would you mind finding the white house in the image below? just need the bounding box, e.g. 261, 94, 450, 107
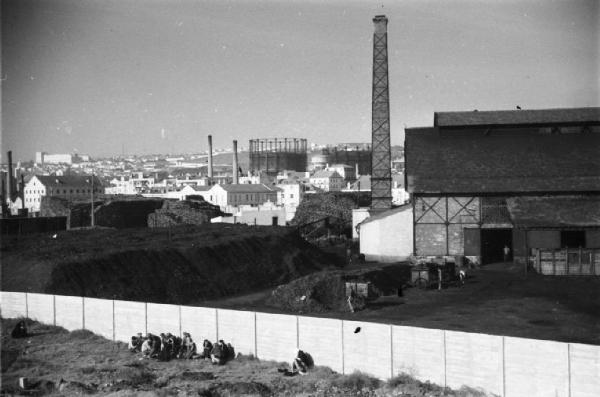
309, 170, 343, 192
204, 183, 279, 211
105, 177, 137, 195
24, 175, 102, 213
357, 204, 414, 263
211, 202, 287, 226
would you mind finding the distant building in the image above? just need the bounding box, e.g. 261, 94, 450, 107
309, 170, 343, 192
24, 175, 102, 213
327, 164, 356, 181
204, 183, 279, 211
211, 202, 287, 226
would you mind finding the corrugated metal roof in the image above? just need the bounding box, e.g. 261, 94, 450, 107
435, 107, 600, 127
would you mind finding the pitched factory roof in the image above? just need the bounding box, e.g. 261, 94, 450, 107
405, 109, 600, 194
218, 183, 279, 193
434, 107, 600, 128
35, 175, 103, 188
507, 196, 600, 228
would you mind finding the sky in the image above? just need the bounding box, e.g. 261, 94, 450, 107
1, 0, 598, 161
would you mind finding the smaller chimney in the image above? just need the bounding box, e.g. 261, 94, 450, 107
233, 140, 239, 184
7, 151, 13, 200
208, 135, 213, 178
355, 163, 359, 178
20, 175, 25, 209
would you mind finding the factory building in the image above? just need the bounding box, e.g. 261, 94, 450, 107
249, 138, 307, 176
405, 107, 600, 268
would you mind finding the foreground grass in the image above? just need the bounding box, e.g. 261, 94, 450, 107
1, 318, 492, 396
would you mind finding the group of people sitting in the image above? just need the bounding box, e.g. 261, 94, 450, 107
128, 332, 235, 365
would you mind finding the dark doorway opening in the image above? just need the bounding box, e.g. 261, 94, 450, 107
272, 216, 278, 226
561, 230, 585, 248
481, 228, 512, 264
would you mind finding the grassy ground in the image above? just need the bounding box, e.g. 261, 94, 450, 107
1, 318, 491, 397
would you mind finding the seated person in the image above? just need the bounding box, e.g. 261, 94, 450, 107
128, 333, 144, 352
11, 320, 28, 338
141, 338, 153, 359
200, 339, 213, 359
180, 332, 196, 359
210, 340, 227, 365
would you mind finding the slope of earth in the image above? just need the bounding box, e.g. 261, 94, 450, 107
1, 224, 342, 305
0, 318, 489, 397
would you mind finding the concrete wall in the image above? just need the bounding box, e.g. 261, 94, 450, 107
392, 326, 445, 386
256, 313, 297, 362
2, 291, 599, 397
113, 300, 146, 343
180, 306, 217, 343
360, 206, 413, 262
84, 297, 113, 340
54, 295, 83, 331
26, 293, 55, 325
217, 309, 256, 356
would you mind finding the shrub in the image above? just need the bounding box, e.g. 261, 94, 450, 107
332, 371, 381, 390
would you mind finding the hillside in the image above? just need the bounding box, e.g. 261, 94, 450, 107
1, 224, 342, 304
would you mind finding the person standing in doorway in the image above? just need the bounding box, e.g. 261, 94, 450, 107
503, 245, 511, 262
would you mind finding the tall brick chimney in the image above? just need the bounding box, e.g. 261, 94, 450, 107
208, 135, 214, 179
370, 15, 392, 211
233, 140, 239, 184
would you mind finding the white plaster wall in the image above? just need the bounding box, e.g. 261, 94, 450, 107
180, 306, 217, 344
27, 293, 55, 325
146, 303, 180, 337
0, 291, 27, 318
343, 320, 392, 380
84, 297, 114, 341
114, 300, 146, 343
504, 337, 569, 397
569, 343, 600, 397
217, 309, 256, 356
360, 206, 413, 262
298, 316, 343, 373
54, 295, 83, 331
445, 331, 503, 396
392, 326, 445, 386
256, 313, 297, 363
352, 208, 370, 239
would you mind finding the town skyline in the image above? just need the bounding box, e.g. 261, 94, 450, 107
2, 0, 598, 161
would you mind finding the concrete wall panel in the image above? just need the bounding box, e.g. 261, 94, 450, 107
256, 313, 297, 363
217, 309, 256, 356
54, 295, 83, 331
180, 306, 217, 343
83, 297, 113, 341
343, 320, 391, 380
570, 343, 600, 397
146, 303, 180, 336
0, 291, 27, 318
114, 300, 146, 343
298, 316, 343, 373
445, 331, 503, 396
505, 337, 568, 397
27, 293, 55, 325
392, 326, 445, 386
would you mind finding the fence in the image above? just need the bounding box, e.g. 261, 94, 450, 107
1, 291, 599, 397
534, 248, 600, 276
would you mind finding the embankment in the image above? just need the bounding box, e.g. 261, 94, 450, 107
1, 224, 342, 304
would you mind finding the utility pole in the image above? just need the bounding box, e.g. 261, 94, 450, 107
90, 172, 95, 227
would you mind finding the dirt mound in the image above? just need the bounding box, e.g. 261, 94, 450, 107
267, 264, 409, 314
148, 198, 226, 227
2, 224, 342, 304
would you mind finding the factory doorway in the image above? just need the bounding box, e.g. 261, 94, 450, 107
481, 228, 512, 264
